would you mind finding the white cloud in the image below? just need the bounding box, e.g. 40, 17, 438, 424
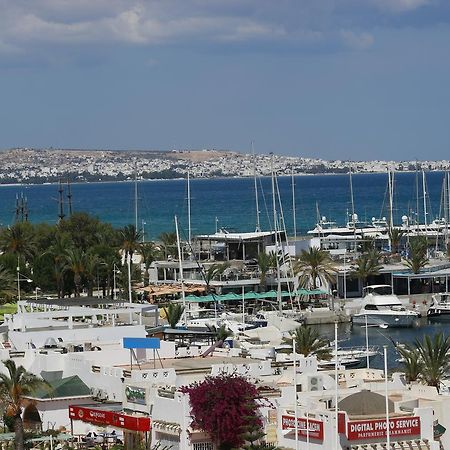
370, 0, 432, 13
340, 30, 375, 50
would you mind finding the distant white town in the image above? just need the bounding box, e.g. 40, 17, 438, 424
1, 147, 450, 183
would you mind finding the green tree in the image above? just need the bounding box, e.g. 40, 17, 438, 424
287, 326, 332, 360
415, 333, 450, 389
159, 231, 177, 259
163, 303, 185, 328
0, 359, 49, 450
64, 248, 87, 296
388, 228, 405, 254
397, 344, 422, 383
350, 249, 383, 288
257, 251, 277, 288
0, 223, 36, 265
119, 224, 142, 260
45, 233, 72, 297
140, 242, 161, 286
0, 265, 16, 304
405, 236, 429, 274
58, 212, 104, 251
293, 247, 336, 290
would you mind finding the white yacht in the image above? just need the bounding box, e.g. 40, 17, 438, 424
352, 285, 419, 328
427, 293, 450, 321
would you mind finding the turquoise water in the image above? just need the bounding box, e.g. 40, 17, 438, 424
0, 171, 445, 239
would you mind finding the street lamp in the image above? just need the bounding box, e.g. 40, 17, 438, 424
142, 220, 147, 243
16, 269, 32, 302
113, 263, 121, 301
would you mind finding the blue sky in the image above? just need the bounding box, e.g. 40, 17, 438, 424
1, 0, 450, 160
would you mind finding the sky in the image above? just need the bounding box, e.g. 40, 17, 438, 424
1, 0, 450, 161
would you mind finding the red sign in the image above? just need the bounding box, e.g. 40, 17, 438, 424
281, 415, 324, 441
347, 417, 421, 441
69, 406, 151, 432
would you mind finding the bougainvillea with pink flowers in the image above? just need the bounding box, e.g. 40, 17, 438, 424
180, 374, 268, 450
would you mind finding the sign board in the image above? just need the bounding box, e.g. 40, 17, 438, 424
347, 417, 421, 441
69, 405, 151, 432
281, 415, 324, 441
125, 386, 146, 405
123, 337, 160, 349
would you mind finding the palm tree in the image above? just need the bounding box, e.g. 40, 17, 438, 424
405, 236, 429, 274
0, 359, 49, 450
396, 344, 422, 383
414, 333, 450, 388
0, 265, 16, 304
293, 247, 336, 290
163, 303, 185, 328
207, 324, 233, 348
64, 248, 87, 296
46, 233, 71, 298
119, 225, 142, 260
204, 262, 230, 288
287, 326, 332, 360
350, 249, 383, 288
159, 231, 178, 259
388, 228, 404, 254
140, 242, 161, 286
84, 252, 100, 297
0, 223, 36, 265
257, 251, 277, 288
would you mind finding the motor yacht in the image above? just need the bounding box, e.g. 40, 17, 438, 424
352, 285, 419, 328
427, 293, 450, 320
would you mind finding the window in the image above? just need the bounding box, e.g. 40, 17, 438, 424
193, 442, 214, 450
155, 432, 180, 450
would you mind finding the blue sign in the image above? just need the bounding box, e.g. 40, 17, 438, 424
123, 337, 160, 349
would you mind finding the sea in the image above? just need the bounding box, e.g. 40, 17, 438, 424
3, 171, 448, 367
1, 171, 446, 240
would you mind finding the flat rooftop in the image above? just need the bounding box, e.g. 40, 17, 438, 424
118, 355, 260, 372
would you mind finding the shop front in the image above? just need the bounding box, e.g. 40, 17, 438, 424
69, 404, 151, 449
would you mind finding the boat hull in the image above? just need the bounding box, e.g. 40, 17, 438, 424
427, 309, 450, 321
352, 313, 416, 328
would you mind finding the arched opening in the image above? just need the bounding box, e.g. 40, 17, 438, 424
22, 403, 42, 431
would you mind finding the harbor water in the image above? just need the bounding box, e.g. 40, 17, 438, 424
0, 171, 446, 239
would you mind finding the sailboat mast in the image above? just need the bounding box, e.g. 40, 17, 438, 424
134, 165, 138, 230
349, 167, 356, 227
271, 155, 282, 313
175, 215, 186, 324
387, 169, 394, 229
415, 167, 420, 232
252, 142, 261, 232
58, 178, 65, 222
291, 167, 297, 241
422, 170, 428, 234
187, 171, 192, 245
67, 177, 73, 217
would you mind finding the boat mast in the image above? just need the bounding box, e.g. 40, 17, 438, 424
187, 170, 192, 245
415, 166, 420, 233
291, 167, 297, 241
134, 164, 138, 230
447, 172, 450, 246
271, 154, 282, 313
387, 169, 394, 229
67, 177, 73, 217
349, 167, 357, 252
252, 141, 261, 232
175, 215, 186, 324
58, 178, 65, 222
422, 170, 428, 235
